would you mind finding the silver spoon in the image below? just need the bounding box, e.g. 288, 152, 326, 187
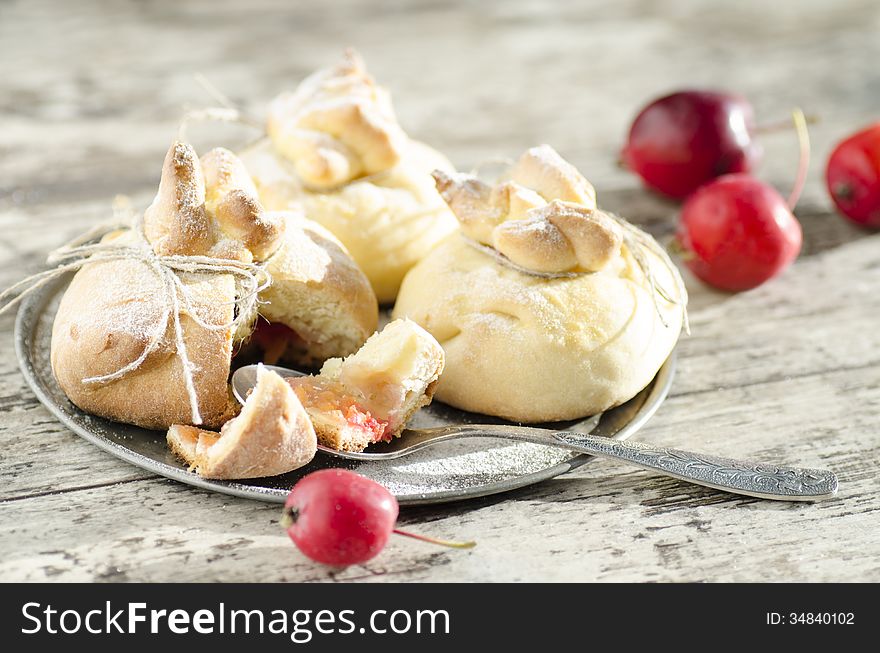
232, 364, 839, 502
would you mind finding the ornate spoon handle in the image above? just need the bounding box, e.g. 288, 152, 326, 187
551, 431, 839, 501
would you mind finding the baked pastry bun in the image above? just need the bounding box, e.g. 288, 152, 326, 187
51, 140, 278, 430
287, 319, 444, 452
239, 50, 458, 303
51, 141, 376, 430
167, 365, 316, 479
392, 145, 686, 422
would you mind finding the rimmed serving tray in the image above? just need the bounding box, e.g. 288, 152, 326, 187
15, 272, 674, 505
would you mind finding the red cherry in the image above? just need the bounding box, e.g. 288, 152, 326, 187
283, 469, 398, 566
826, 123, 880, 229
622, 90, 762, 199
676, 175, 802, 291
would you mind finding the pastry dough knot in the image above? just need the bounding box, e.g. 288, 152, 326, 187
433, 145, 622, 274
144, 142, 285, 263
266, 49, 407, 190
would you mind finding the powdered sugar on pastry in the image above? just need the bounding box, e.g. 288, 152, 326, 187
267, 49, 406, 190
50, 257, 239, 430
511, 144, 597, 206
144, 141, 214, 257
394, 146, 686, 423
242, 53, 459, 302
393, 230, 683, 422
144, 141, 285, 263
50, 140, 377, 431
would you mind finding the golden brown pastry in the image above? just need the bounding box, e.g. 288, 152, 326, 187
239, 50, 459, 303
432, 145, 621, 274
393, 145, 686, 422
252, 212, 378, 367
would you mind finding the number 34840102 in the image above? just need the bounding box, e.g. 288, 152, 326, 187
767, 613, 855, 625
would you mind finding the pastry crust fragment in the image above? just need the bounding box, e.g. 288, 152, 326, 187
433, 144, 621, 274
287, 319, 445, 452
167, 365, 316, 479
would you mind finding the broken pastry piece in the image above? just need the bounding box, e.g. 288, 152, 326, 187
239, 50, 458, 303
167, 366, 316, 479
432, 144, 622, 274
286, 319, 445, 453
393, 145, 686, 423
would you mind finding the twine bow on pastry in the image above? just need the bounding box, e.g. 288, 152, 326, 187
0, 208, 272, 425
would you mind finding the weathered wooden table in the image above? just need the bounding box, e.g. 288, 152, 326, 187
1, 0, 877, 582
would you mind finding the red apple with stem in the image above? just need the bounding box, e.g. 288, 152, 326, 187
674, 109, 809, 292
281, 469, 475, 566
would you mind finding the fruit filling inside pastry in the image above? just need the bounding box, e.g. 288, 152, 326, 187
286, 318, 445, 453
289, 377, 390, 446
242, 320, 307, 366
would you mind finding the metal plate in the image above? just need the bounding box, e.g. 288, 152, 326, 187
14, 272, 675, 505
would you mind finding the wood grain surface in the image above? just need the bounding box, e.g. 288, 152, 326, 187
1, 0, 878, 582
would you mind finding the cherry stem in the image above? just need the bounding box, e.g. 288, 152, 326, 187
393, 528, 476, 550
755, 113, 819, 134
787, 107, 811, 210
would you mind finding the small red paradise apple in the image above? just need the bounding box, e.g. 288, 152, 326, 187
676, 176, 803, 291
826, 123, 880, 229
674, 109, 810, 292
282, 469, 475, 566
621, 90, 762, 199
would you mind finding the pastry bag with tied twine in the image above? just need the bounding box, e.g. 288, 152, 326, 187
0, 141, 281, 427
